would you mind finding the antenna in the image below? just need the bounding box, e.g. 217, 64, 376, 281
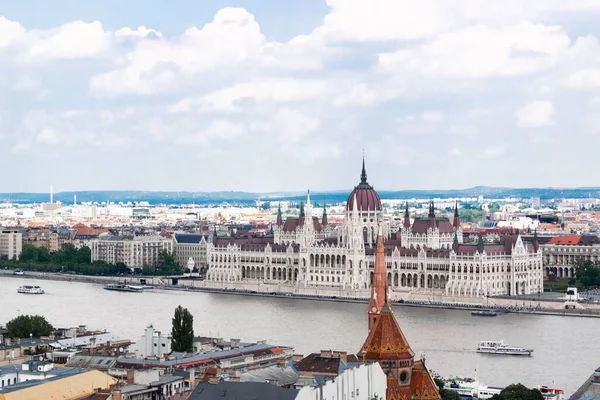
50, 184, 54, 204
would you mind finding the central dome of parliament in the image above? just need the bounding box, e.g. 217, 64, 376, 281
346, 158, 382, 212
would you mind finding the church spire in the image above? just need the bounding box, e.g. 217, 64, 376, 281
477, 234, 485, 253
276, 203, 283, 226
533, 228, 539, 252
453, 201, 460, 228
429, 200, 436, 228
360, 154, 368, 184
403, 201, 411, 228
367, 226, 390, 330
322, 206, 328, 226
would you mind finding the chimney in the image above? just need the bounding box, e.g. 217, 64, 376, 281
112, 390, 122, 400
126, 369, 135, 385
189, 368, 196, 388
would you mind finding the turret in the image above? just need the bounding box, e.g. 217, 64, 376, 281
452, 231, 459, 252
453, 201, 460, 229
477, 234, 485, 253
533, 229, 539, 252
276, 203, 283, 227
361, 155, 368, 184
429, 200, 437, 228
368, 226, 390, 330
403, 202, 411, 229
322, 206, 328, 226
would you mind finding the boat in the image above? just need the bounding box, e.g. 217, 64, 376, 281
443, 376, 503, 399
14, 269, 24, 275
471, 310, 498, 317
476, 340, 533, 356
103, 283, 144, 293
537, 386, 565, 400
17, 285, 44, 294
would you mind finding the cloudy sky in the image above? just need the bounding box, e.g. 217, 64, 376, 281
1, 0, 600, 193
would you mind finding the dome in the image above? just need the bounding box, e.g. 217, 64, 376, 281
346, 158, 382, 212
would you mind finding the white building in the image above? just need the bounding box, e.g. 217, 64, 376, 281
139, 324, 171, 359
173, 233, 209, 274
90, 235, 173, 268
296, 361, 387, 400
0, 229, 22, 260
206, 159, 544, 298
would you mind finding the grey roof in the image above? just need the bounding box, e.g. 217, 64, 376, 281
119, 384, 156, 394
149, 374, 184, 386
65, 354, 118, 370
190, 381, 299, 400
117, 343, 278, 368
175, 234, 207, 244
239, 365, 299, 386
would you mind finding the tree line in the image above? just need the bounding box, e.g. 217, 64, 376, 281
0, 243, 182, 276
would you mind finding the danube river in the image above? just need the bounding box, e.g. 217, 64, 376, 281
1, 277, 597, 394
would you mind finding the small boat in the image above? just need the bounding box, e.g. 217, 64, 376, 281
443, 376, 503, 399
17, 285, 45, 294
471, 310, 497, 317
14, 269, 24, 275
476, 340, 533, 356
104, 282, 143, 293
537, 386, 565, 400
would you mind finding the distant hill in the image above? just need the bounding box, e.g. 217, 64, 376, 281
1, 186, 599, 205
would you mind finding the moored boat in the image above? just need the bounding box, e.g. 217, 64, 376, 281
17, 285, 45, 294
443, 376, 503, 399
471, 310, 498, 317
476, 340, 533, 356
103, 283, 143, 293
537, 385, 565, 400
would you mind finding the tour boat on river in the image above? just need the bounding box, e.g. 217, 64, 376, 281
476, 340, 533, 356
17, 285, 45, 294
538, 386, 565, 400
443, 376, 503, 399
471, 309, 498, 317
103, 283, 144, 293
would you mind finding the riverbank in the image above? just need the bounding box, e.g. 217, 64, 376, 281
3, 270, 600, 318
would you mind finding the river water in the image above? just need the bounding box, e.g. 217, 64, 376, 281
0, 277, 597, 395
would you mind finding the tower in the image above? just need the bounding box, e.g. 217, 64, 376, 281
367, 227, 390, 330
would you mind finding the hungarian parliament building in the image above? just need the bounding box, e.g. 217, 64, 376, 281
205, 160, 544, 298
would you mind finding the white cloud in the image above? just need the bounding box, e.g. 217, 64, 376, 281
12, 75, 41, 91
478, 145, 508, 158
115, 26, 162, 39
0, 16, 25, 47
378, 23, 570, 79
447, 147, 461, 156
567, 69, 600, 88
421, 111, 444, 122
173, 79, 328, 113
516, 101, 555, 128
175, 120, 246, 146
27, 21, 111, 61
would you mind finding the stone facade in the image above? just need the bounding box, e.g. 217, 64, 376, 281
206, 160, 544, 298
90, 236, 173, 268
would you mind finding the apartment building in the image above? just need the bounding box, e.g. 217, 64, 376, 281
0, 230, 22, 260
90, 236, 173, 268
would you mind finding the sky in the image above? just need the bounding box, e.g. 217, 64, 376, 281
1, 1, 600, 193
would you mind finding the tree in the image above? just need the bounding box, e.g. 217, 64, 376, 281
575, 259, 600, 287
434, 378, 461, 400
171, 305, 194, 352
7, 315, 54, 339
490, 384, 544, 400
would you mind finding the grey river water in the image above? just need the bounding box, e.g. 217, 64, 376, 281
0, 277, 597, 395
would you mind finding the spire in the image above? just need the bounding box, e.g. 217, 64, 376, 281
367, 226, 390, 330
429, 200, 436, 228
403, 202, 411, 228
276, 203, 283, 226
477, 234, 485, 253
360, 154, 367, 184
322, 206, 328, 226
453, 201, 461, 228
453, 230, 459, 252
533, 228, 539, 252
299, 202, 305, 218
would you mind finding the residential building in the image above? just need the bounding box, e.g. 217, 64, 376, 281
90, 236, 173, 268
206, 159, 544, 298
173, 233, 209, 274
0, 230, 21, 260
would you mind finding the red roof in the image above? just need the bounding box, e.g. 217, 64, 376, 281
548, 235, 581, 245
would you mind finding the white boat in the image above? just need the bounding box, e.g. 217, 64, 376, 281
17, 285, 45, 294
443, 376, 503, 399
104, 283, 143, 293
537, 386, 565, 400
476, 340, 533, 356
14, 269, 24, 275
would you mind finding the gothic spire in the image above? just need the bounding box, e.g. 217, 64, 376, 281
360, 155, 367, 183
299, 201, 305, 218
367, 226, 390, 331
276, 203, 283, 226
533, 228, 539, 252
453, 201, 461, 228
322, 206, 328, 226
477, 234, 485, 253
403, 201, 411, 228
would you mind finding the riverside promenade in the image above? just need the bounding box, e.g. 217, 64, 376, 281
2, 269, 600, 318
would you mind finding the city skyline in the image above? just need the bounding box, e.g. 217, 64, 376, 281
2, 1, 600, 192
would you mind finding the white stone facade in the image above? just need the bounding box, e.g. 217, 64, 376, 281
205, 163, 544, 298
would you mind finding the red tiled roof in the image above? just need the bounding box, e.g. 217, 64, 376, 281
548, 235, 581, 245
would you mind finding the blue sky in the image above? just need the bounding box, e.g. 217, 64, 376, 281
1, 1, 600, 193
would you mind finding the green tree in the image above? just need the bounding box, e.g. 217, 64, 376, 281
575, 259, 600, 287
171, 305, 194, 352
490, 384, 543, 400
7, 315, 54, 339
434, 378, 461, 400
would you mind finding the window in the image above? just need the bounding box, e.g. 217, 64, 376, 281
400, 371, 408, 383
356, 389, 359, 395
162, 343, 166, 347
